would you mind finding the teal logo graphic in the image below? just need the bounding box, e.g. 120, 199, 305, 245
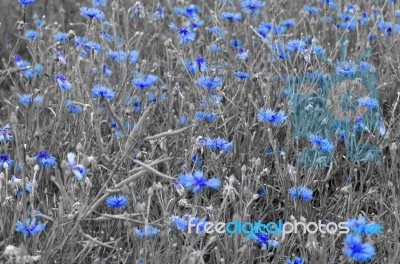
287, 67, 382, 166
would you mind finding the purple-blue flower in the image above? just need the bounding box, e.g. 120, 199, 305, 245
32, 150, 56, 167
55, 74, 72, 91
357, 96, 378, 109
170, 23, 196, 44
287, 256, 304, 264
178, 170, 220, 192
134, 226, 158, 238
0, 154, 13, 168
289, 186, 313, 201
197, 76, 222, 89
18, 0, 35, 6
131, 74, 158, 89
258, 108, 287, 126
66, 153, 85, 181
343, 234, 375, 262
287, 39, 306, 52
0, 124, 13, 142
105, 195, 127, 208
16, 218, 45, 236
91, 84, 115, 99
309, 134, 333, 152
241, 0, 265, 13
80, 7, 105, 20
202, 136, 233, 152
336, 61, 357, 76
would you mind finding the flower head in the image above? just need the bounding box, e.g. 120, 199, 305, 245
32, 150, 56, 167
289, 186, 313, 200
258, 108, 287, 126
197, 76, 222, 89
343, 234, 375, 262
18, 0, 35, 6
357, 96, 378, 109
134, 226, 158, 238
91, 85, 115, 99
241, 0, 265, 13
24, 29, 39, 39
0, 154, 13, 169
66, 153, 86, 181
336, 60, 357, 76
252, 233, 279, 249
287, 39, 306, 52
55, 74, 71, 91
16, 218, 45, 236
178, 170, 220, 193
0, 124, 13, 142
131, 74, 158, 89
170, 23, 196, 44
80, 7, 105, 20
203, 136, 233, 152
309, 134, 333, 152
220, 12, 242, 22
287, 256, 304, 264
105, 195, 127, 208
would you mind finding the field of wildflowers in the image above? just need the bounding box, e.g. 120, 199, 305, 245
1, 0, 400, 263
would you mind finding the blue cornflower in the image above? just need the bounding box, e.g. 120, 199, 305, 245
106, 50, 127, 63
66, 153, 85, 181
0, 124, 13, 142
93, 0, 107, 7
0, 154, 13, 168
203, 136, 233, 152
131, 74, 158, 89
287, 256, 304, 264
19, 94, 31, 106
105, 195, 127, 208
303, 5, 319, 13
235, 47, 248, 60
169, 215, 189, 229
230, 39, 242, 47
346, 216, 379, 235
354, 116, 368, 131
234, 71, 250, 79
24, 29, 39, 39
80, 7, 105, 20
258, 108, 287, 126
53, 32, 69, 42
252, 233, 279, 249
15, 218, 45, 236
178, 170, 220, 193
65, 100, 82, 113
311, 45, 325, 56
287, 39, 306, 52
289, 186, 313, 201
55, 74, 72, 91
102, 64, 112, 76
309, 134, 333, 152
134, 226, 158, 238
336, 61, 357, 76
360, 61, 374, 71
220, 12, 242, 21
129, 50, 139, 64
91, 85, 115, 99
357, 96, 378, 109
34, 64, 43, 75
281, 18, 295, 27
32, 150, 56, 167
241, 0, 265, 13
197, 76, 222, 89
83, 41, 101, 51
195, 111, 216, 122
343, 234, 375, 262
18, 0, 35, 6
195, 56, 207, 71
171, 24, 196, 44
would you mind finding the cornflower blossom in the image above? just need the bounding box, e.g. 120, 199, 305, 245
289, 186, 313, 200
0, 154, 13, 169
287, 39, 306, 52
357, 96, 378, 109
131, 74, 158, 89
308, 134, 333, 152
220, 12, 242, 22
170, 23, 196, 44
233, 71, 250, 79
24, 29, 39, 39
105, 195, 127, 208
32, 150, 56, 167
66, 153, 86, 181
258, 108, 287, 126
91, 85, 115, 99
196, 76, 222, 89
178, 170, 220, 192
336, 61, 357, 76
252, 233, 279, 249
18, 0, 35, 6
169, 215, 208, 231
0, 124, 13, 142
55, 50, 66, 64
15, 218, 45, 236
343, 234, 375, 261
303, 5, 319, 13
55, 74, 71, 91
195, 111, 216, 122
134, 226, 158, 238
241, 0, 265, 13
80, 7, 105, 20
287, 256, 304, 264
202, 136, 233, 152
346, 216, 379, 234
